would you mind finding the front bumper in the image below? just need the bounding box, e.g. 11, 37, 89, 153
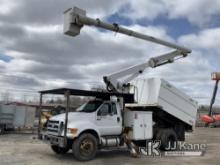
42, 133, 66, 148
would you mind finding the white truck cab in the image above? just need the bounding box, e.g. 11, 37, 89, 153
42, 97, 133, 161
47, 100, 122, 140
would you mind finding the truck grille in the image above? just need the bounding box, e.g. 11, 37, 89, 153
47, 120, 63, 136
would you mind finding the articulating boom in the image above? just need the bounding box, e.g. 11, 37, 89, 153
63, 7, 192, 93
104, 50, 187, 93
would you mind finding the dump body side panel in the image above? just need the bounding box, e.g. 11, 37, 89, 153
129, 78, 198, 126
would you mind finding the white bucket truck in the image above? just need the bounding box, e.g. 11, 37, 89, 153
38, 7, 198, 161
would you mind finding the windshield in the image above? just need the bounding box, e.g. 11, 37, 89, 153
76, 100, 103, 113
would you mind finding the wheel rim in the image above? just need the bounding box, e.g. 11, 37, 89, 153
79, 139, 94, 156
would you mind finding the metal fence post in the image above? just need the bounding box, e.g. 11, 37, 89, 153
38, 93, 43, 139
64, 90, 70, 146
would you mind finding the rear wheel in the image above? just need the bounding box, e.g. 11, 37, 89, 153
51, 145, 69, 154
72, 133, 98, 161
156, 128, 177, 150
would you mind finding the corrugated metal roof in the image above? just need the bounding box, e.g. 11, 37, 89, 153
39, 88, 134, 103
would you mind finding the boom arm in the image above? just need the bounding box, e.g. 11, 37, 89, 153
63, 7, 192, 93
63, 7, 191, 54
104, 50, 187, 92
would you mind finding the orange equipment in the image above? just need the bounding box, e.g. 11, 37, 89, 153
201, 72, 220, 126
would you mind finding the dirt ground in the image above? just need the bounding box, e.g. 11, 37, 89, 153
0, 127, 220, 165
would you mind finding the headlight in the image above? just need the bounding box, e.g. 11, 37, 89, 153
68, 128, 78, 135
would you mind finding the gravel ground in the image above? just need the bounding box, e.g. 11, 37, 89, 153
0, 127, 220, 165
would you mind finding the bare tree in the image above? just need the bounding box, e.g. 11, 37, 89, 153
1, 91, 13, 103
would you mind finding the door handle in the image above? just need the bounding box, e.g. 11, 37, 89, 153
117, 117, 120, 122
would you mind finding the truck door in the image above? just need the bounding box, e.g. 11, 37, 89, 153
96, 102, 122, 136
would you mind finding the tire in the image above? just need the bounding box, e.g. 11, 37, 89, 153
51, 145, 69, 154
156, 129, 177, 150
72, 133, 98, 161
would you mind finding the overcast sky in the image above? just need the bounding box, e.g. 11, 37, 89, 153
0, 0, 220, 105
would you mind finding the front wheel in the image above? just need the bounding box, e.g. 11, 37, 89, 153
72, 133, 98, 161
51, 145, 69, 154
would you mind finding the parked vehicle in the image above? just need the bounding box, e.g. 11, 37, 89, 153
38, 6, 198, 161
39, 83, 197, 161
0, 103, 36, 134
201, 72, 220, 126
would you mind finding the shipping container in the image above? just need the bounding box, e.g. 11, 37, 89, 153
0, 103, 36, 134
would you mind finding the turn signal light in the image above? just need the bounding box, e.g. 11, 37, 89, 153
68, 128, 78, 134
